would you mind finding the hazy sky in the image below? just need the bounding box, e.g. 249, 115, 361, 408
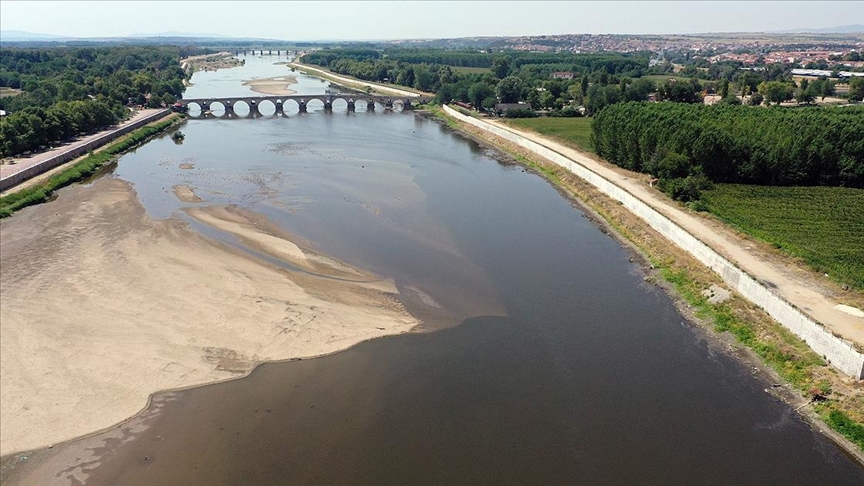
2, 1, 863, 40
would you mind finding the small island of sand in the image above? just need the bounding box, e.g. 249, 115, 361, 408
242, 76, 298, 96
172, 184, 203, 203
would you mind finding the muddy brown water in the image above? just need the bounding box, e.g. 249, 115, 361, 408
5, 57, 863, 484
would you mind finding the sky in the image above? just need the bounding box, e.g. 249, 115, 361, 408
1, 1, 863, 41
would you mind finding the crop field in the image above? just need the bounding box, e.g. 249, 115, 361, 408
504, 117, 594, 153
701, 184, 864, 289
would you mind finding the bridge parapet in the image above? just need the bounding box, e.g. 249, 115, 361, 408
178, 94, 431, 117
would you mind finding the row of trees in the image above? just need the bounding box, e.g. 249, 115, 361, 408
303, 48, 652, 114
0, 46, 195, 157
0, 101, 124, 158
303, 48, 860, 124
591, 103, 864, 201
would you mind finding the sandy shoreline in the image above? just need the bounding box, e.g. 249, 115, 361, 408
242, 76, 298, 96
0, 178, 419, 456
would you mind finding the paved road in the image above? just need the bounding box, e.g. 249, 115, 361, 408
487, 118, 864, 347
0, 108, 166, 182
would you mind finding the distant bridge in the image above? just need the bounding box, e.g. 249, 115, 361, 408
177, 93, 433, 117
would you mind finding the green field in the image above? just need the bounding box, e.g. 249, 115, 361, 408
0, 87, 24, 98
450, 66, 491, 74
639, 74, 702, 85
504, 117, 594, 153
702, 184, 864, 290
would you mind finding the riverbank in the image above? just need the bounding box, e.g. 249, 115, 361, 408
423, 105, 864, 459
0, 109, 170, 192
0, 175, 419, 456
0, 114, 181, 217
180, 52, 243, 74
287, 61, 428, 97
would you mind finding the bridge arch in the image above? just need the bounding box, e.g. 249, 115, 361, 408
230, 99, 252, 117
281, 99, 301, 114
208, 101, 227, 116
257, 99, 278, 116
303, 98, 326, 112
331, 98, 349, 111
186, 101, 205, 113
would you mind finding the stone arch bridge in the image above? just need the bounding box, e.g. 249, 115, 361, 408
177, 94, 432, 117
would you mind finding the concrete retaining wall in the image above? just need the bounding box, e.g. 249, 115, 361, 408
443, 105, 864, 380
0, 109, 171, 192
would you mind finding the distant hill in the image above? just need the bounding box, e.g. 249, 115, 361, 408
776, 24, 864, 34
0, 30, 68, 41
128, 31, 230, 39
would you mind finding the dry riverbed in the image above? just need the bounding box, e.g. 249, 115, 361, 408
0, 178, 419, 458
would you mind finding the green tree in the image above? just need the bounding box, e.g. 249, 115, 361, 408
849, 77, 864, 102
821, 79, 835, 100
719, 78, 729, 99
758, 81, 793, 105
496, 76, 523, 103
491, 56, 511, 79
468, 82, 494, 110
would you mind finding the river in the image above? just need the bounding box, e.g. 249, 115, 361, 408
7, 54, 864, 484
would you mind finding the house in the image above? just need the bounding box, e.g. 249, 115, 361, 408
551, 71, 574, 80
494, 102, 533, 115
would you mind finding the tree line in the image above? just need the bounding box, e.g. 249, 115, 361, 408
302, 48, 652, 114
1, 46, 196, 157
591, 102, 864, 201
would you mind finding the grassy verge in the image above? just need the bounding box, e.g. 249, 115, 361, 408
702, 184, 864, 291
432, 106, 864, 455
503, 117, 595, 153
0, 114, 182, 218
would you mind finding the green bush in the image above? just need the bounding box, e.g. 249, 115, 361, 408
659, 174, 713, 203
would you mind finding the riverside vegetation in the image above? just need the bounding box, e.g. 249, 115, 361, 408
0, 46, 203, 157
0, 115, 182, 217
426, 105, 864, 453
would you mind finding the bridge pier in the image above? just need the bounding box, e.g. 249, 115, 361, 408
347, 100, 355, 112
275, 101, 284, 115
324, 99, 333, 111
385, 99, 394, 110
298, 101, 307, 113
367, 100, 375, 111
402, 99, 413, 110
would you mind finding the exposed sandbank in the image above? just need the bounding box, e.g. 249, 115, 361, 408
0, 178, 419, 456
172, 184, 202, 203
242, 76, 298, 96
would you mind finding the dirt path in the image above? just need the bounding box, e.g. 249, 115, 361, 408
486, 118, 864, 347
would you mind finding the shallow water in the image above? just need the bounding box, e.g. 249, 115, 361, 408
34, 56, 864, 484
